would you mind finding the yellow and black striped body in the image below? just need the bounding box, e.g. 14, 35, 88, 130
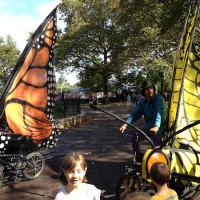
142, 147, 200, 186
168, 6, 200, 151
141, 3, 200, 194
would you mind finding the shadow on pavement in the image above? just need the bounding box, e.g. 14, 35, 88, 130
0, 104, 148, 200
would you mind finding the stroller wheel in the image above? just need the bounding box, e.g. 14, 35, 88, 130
23, 152, 45, 179
191, 190, 200, 200
116, 173, 140, 200
0, 168, 4, 187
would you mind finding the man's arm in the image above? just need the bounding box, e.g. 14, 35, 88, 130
126, 100, 144, 124
151, 95, 166, 134
120, 100, 144, 133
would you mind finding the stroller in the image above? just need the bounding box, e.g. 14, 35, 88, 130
0, 6, 60, 187
90, 1, 200, 199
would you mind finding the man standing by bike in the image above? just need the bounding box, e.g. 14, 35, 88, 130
120, 80, 167, 163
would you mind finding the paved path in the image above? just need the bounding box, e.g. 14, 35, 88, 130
0, 104, 148, 200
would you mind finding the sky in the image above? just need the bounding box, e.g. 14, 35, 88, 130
0, 0, 78, 85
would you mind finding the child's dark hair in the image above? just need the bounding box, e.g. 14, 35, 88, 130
150, 162, 170, 186
126, 191, 151, 200
59, 152, 88, 185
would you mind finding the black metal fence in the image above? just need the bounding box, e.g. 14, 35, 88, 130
54, 92, 120, 119
63, 98, 81, 116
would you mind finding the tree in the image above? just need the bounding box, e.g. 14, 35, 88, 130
118, 0, 189, 92
56, 75, 70, 93
55, 0, 191, 93
0, 35, 20, 91
55, 0, 144, 94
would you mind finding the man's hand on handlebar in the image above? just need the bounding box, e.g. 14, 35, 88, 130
120, 124, 127, 133
149, 126, 159, 135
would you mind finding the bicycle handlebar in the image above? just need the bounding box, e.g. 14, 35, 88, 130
89, 103, 154, 147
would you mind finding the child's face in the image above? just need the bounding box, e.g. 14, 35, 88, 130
64, 161, 86, 188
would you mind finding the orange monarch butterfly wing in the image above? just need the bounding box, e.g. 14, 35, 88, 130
1, 6, 60, 150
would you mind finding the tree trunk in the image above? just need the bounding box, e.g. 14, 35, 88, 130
102, 73, 109, 95
160, 72, 166, 93
103, 49, 109, 95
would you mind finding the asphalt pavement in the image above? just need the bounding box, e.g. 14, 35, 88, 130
0, 104, 147, 200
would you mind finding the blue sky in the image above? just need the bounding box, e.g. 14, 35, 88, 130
0, 0, 78, 84
0, 0, 48, 16
0, 0, 61, 51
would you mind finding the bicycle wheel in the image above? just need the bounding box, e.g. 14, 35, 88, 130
116, 173, 140, 200
23, 152, 45, 179
191, 190, 200, 200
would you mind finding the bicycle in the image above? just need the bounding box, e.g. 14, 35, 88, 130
89, 103, 200, 200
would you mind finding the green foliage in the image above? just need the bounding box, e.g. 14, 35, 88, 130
55, 0, 138, 94
119, 0, 189, 92
56, 75, 70, 92
55, 0, 193, 94
78, 68, 104, 92
0, 35, 20, 91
